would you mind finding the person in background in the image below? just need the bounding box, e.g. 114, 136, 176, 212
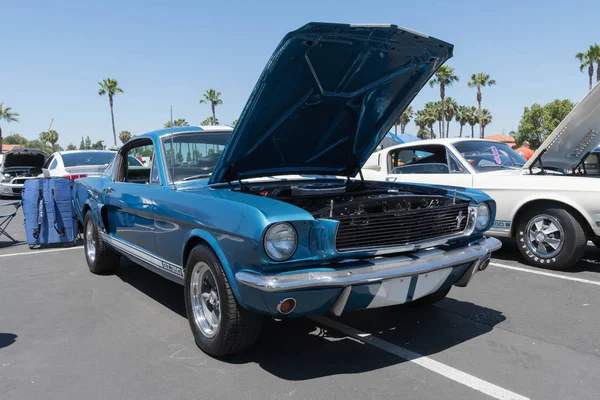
514, 140, 534, 160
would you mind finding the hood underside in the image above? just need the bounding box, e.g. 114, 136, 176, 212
1, 148, 47, 169
209, 22, 453, 184
523, 82, 600, 171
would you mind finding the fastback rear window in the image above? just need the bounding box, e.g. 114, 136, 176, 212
61, 152, 115, 167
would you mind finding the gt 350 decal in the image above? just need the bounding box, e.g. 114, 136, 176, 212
493, 220, 511, 229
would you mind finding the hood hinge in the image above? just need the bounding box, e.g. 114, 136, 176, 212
224, 163, 248, 192
528, 148, 547, 175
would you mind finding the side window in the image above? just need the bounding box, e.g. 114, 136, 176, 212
118, 141, 154, 184
149, 154, 160, 184
49, 158, 58, 170
104, 158, 115, 178
390, 146, 449, 174
43, 155, 54, 169
447, 153, 465, 174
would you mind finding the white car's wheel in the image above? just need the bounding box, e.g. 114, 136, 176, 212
516, 206, 586, 270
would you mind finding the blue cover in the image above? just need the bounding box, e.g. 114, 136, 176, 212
22, 178, 78, 246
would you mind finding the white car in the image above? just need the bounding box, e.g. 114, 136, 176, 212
42, 150, 142, 180
0, 148, 47, 197
362, 83, 600, 270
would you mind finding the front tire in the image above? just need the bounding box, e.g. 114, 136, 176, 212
83, 211, 119, 274
516, 206, 586, 270
184, 244, 263, 357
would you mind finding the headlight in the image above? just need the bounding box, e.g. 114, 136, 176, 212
475, 203, 491, 230
263, 222, 297, 261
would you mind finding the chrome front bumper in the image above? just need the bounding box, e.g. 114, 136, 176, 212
0, 182, 23, 197
235, 237, 502, 293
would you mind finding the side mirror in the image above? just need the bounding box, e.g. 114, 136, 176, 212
42, 168, 51, 178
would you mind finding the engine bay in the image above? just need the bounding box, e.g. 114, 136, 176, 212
243, 181, 467, 219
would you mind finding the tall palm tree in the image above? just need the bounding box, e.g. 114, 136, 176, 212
443, 97, 458, 137
429, 65, 459, 138
466, 106, 478, 138
199, 89, 223, 123
98, 78, 124, 146
467, 73, 496, 138
576, 47, 595, 90
479, 109, 492, 136
414, 110, 432, 140
119, 130, 132, 145
39, 130, 59, 152
399, 106, 413, 134
591, 43, 600, 84
0, 103, 20, 153
455, 105, 470, 138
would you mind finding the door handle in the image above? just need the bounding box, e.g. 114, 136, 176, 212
103, 187, 114, 193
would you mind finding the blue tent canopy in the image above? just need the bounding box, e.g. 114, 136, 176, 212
378, 132, 421, 149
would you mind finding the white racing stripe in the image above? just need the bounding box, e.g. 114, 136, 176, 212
311, 315, 529, 400
490, 262, 600, 287
0, 246, 82, 258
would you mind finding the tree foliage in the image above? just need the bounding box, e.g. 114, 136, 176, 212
516, 99, 575, 148
66, 143, 77, 150
3, 133, 29, 145
119, 130, 132, 144
201, 116, 219, 126
164, 119, 190, 128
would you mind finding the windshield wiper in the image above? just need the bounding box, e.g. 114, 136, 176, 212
181, 173, 212, 181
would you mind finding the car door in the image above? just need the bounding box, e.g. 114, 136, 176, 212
384, 144, 473, 188
104, 138, 158, 254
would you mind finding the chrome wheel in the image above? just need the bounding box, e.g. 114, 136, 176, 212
85, 219, 96, 263
525, 214, 564, 258
190, 262, 220, 338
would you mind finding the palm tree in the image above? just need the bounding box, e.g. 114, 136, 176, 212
98, 78, 124, 146
429, 65, 459, 138
468, 73, 496, 138
199, 89, 223, 123
479, 109, 492, 136
119, 130, 132, 145
231, 119, 238, 126
0, 103, 20, 153
466, 106, 478, 138
201, 116, 219, 126
164, 118, 190, 128
591, 43, 600, 84
455, 105, 470, 138
39, 130, 59, 152
399, 106, 413, 134
576, 47, 595, 90
443, 97, 458, 137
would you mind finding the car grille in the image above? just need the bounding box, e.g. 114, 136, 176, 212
12, 188, 22, 194
335, 203, 470, 252
13, 179, 26, 185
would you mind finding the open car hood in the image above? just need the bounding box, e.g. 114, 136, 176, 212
523, 82, 600, 171
1, 148, 47, 169
209, 22, 453, 184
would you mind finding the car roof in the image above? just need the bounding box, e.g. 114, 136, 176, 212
375, 137, 505, 153
136, 125, 234, 141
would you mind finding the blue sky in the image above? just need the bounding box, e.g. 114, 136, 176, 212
1, 0, 599, 147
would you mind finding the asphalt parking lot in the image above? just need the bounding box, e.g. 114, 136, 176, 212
1, 199, 599, 400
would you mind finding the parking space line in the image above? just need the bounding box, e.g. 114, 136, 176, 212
0, 246, 83, 258
311, 315, 529, 400
491, 262, 600, 286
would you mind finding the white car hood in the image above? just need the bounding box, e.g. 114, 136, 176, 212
523, 82, 600, 171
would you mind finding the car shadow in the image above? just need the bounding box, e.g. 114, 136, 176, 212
116, 259, 506, 381
493, 239, 600, 274
0, 333, 17, 349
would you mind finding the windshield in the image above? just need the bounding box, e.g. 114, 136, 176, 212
61, 152, 115, 167
162, 131, 231, 182
453, 141, 526, 172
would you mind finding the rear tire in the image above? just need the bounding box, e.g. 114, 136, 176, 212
83, 211, 119, 274
516, 206, 586, 270
184, 244, 263, 357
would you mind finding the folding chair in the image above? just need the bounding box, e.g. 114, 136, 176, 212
0, 201, 21, 243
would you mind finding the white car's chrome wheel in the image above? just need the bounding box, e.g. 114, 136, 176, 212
524, 214, 564, 258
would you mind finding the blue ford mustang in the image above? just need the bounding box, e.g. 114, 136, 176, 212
73, 22, 502, 356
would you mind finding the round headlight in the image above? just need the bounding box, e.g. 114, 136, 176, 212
264, 222, 297, 261
475, 203, 491, 230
